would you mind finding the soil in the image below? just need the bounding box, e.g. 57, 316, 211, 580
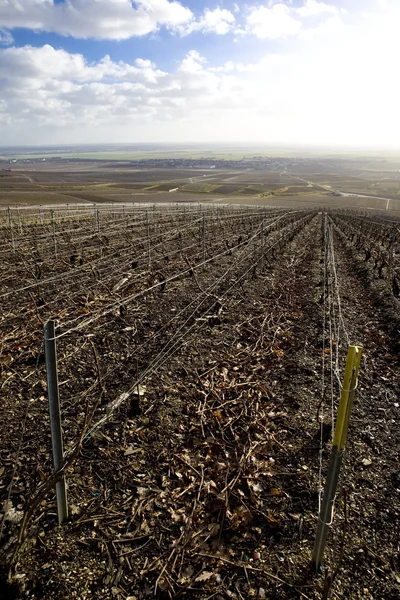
0, 207, 399, 600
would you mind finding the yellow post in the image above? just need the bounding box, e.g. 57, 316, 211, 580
312, 345, 362, 571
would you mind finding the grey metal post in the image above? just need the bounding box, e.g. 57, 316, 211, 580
312, 446, 344, 571
51, 210, 57, 258
202, 214, 206, 267
146, 211, 151, 268
260, 219, 265, 269
312, 346, 362, 571
96, 208, 102, 258
8, 207, 15, 254
44, 320, 68, 524
389, 236, 395, 282
17, 207, 23, 235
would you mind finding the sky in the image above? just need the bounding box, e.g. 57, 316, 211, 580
0, 0, 398, 148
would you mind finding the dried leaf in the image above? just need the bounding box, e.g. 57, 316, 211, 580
124, 445, 138, 456
157, 578, 168, 591
195, 571, 214, 583
266, 515, 281, 527
213, 410, 222, 422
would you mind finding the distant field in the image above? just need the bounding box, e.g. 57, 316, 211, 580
2, 156, 400, 213
4, 145, 400, 161
2, 150, 273, 161
0, 192, 79, 205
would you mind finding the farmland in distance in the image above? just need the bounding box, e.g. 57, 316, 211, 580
2, 151, 400, 213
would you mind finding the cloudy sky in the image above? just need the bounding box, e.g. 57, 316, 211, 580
0, 0, 398, 148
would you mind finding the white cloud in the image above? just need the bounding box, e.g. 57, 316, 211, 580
0, 44, 254, 143
135, 58, 155, 68
178, 49, 207, 73
210, 60, 235, 73
0, 0, 235, 40
0, 45, 167, 84
187, 7, 236, 35
0, 0, 193, 40
245, 3, 302, 39
1, 3, 400, 148
0, 1, 352, 42
299, 14, 345, 39
295, 0, 338, 17
243, 1, 350, 41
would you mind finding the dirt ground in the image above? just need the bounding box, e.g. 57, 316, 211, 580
0, 205, 399, 599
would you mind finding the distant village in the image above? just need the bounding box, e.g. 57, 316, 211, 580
115, 157, 298, 170
0, 155, 302, 170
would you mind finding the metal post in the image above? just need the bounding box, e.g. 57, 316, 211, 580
44, 320, 68, 524
389, 236, 395, 282
51, 209, 57, 258
146, 211, 151, 268
17, 207, 23, 235
8, 207, 15, 254
312, 345, 363, 571
202, 214, 206, 267
95, 208, 102, 258
260, 218, 265, 269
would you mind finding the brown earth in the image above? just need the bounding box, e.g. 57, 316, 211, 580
0, 207, 399, 599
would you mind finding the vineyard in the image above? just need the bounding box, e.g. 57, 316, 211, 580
0, 203, 399, 600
